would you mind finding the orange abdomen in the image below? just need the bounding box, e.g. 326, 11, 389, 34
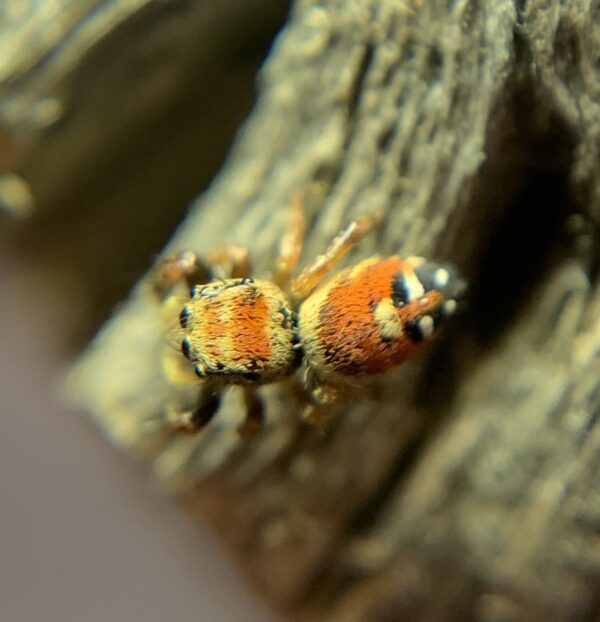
298, 256, 451, 380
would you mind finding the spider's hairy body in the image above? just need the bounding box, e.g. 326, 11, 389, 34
298, 256, 458, 382
155, 196, 465, 435
180, 278, 298, 385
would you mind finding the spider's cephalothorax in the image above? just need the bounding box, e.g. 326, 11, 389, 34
179, 278, 299, 385
154, 196, 465, 435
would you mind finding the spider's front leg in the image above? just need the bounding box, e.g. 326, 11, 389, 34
237, 388, 265, 437
154, 243, 254, 434
152, 243, 252, 300
154, 243, 254, 385
165, 382, 223, 434
205, 243, 251, 280
152, 250, 212, 301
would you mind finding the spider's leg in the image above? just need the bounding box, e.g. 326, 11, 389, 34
299, 367, 347, 426
205, 243, 252, 279
274, 191, 306, 290
152, 243, 253, 301
152, 250, 212, 301
289, 211, 380, 302
299, 367, 373, 426
237, 388, 265, 437
165, 382, 223, 434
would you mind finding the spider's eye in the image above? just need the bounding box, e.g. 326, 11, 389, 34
179, 306, 191, 329
181, 337, 192, 359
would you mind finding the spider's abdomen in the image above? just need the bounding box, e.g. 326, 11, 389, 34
179, 278, 298, 385
298, 256, 465, 381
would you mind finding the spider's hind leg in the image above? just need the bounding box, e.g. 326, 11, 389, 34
289, 210, 381, 302
301, 372, 346, 426
300, 368, 372, 427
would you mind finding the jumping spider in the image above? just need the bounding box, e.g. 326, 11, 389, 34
153, 195, 465, 436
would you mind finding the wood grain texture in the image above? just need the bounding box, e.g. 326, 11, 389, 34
70, 0, 600, 620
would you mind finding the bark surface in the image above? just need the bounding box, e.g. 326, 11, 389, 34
67, 1, 600, 620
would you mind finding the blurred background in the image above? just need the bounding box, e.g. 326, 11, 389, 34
0, 1, 290, 619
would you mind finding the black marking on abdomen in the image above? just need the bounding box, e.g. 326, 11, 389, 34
413, 262, 442, 292
391, 272, 411, 307
405, 320, 425, 343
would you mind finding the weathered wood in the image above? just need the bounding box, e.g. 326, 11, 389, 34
70, 0, 600, 620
